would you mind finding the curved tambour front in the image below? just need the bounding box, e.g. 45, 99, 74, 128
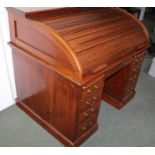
8, 7, 149, 83
33, 7, 149, 82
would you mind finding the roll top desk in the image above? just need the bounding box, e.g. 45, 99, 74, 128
7, 7, 149, 146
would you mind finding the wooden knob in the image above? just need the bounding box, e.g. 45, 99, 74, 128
83, 112, 89, 117
92, 96, 97, 101
86, 101, 95, 106
90, 108, 95, 113
94, 85, 98, 89
82, 126, 87, 130
130, 87, 134, 91
88, 89, 93, 94
91, 101, 95, 105
135, 59, 140, 63
86, 101, 91, 105
130, 76, 137, 81
133, 68, 137, 72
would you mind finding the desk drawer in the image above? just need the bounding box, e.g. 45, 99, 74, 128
133, 52, 144, 65
81, 80, 104, 99
78, 103, 100, 124
77, 113, 98, 138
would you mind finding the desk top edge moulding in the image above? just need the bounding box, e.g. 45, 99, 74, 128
7, 7, 149, 146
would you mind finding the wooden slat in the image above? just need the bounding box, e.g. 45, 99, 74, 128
50, 12, 118, 30
78, 34, 145, 68
54, 13, 126, 34
45, 8, 111, 26
59, 17, 130, 41
68, 23, 141, 52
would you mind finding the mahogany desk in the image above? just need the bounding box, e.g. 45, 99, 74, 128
7, 7, 149, 146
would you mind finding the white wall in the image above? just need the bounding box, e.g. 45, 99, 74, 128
0, 7, 16, 111
139, 7, 146, 21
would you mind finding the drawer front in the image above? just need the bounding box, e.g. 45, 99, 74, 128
133, 52, 144, 64
78, 103, 100, 124
81, 80, 104, 99
77, 113, 98, 138
79, 90, 102, 112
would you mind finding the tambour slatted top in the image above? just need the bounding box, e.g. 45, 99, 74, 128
7, 7, 149, 83
35, 8, 149, 74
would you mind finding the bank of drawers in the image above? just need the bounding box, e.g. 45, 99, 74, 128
77, 79, 104, 137
127, 53, 144, 94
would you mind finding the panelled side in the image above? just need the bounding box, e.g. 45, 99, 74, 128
12, 48, 80, 142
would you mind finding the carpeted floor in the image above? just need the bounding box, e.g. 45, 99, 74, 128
0, 56, 155, 147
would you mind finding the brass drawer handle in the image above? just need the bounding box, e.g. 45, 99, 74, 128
86, 101, 95, 106
88, 89, 94, 94
86, 101, 91, 105
82, 121, 93, 131
87, 85, 99, 95
91, 101, 95, 105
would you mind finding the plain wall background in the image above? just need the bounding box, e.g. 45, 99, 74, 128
0, 7, 16, 111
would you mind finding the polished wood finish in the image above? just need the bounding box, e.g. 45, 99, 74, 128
7, 7, 149, 146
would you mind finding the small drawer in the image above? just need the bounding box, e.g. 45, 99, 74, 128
131, 74, 138, 80
79, 90, 102, 112
127, 85, 135, 94
81, 80, 104, 99
77, 113, 98, 138
128, 86, 135, 92
78, 103, 100, 123
132, 66, 140, 73
134, 58, 142, 64
133, 53, 144, 64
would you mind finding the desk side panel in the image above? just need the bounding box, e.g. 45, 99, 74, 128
7, 11, 82, 82
12, 48, 79, 142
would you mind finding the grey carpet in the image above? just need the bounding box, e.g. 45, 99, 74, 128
0, 57, 155, 147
